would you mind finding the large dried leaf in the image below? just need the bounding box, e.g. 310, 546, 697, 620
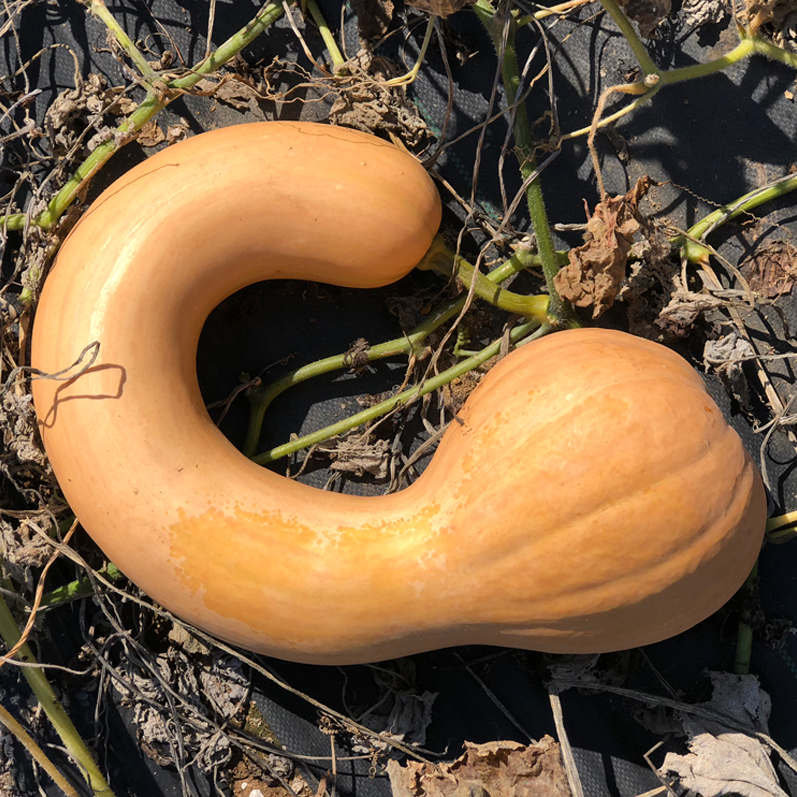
745, 240, 797, 298
387, 737, 571, 797
660, 673, 784, 797
661, 718, 787, 797
554, 178, 653, 318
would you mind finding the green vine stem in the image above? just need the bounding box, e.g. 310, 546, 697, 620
6, 1, 287, 236
565, 13, 797, 141
597, 0, 658, 75
417, 237, 554, 321
734, 559, 759, 675
0, 592, 117, 796
252, 319, 550, 465
471, 0, 579, 329
78, 0, 158, 84
243, 242, 563, 457
681, 172, 797, 265
386, 13, 436, 87
304, 0, 347, 71
0, 703, 80, 797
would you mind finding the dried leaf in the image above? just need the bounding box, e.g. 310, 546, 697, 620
343, 337, 371, 372
166, 122, 190, 144
682, 0, 730, 28
703, 332, 756, 411
193, 76, 264, 116
113, 647, 248, 772
554, 178, 653, 318
405, 0, 474, 17
318, 433, 391, 478
44, 73, 112, 155
350, 0, 394, 39
661, 718, 786, 797
745, 240, 797, 298
660, 673, 783, 797
741, 0, 796, 37
702, 672, 772, 734
136, 119, 166, 148
615, 0, 672, 36
354, 662, 437, 752
328, 52, 429, 146
215, 79, 263, 112
387, 737, 571, 797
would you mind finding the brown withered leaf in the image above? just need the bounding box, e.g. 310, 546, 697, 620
350, 0, 394, 39
741, 0, 795, 38
554, 177, 654, 319
406, 0, 475, 17
387, 737, 571, 797
317, 432, 390, 479
136, 119, 166, 148
682, 0, 730, 28
615, 0, 671, 36
193, 76, 264, 117
744, 240, 797, 298
328, 52, 429, 146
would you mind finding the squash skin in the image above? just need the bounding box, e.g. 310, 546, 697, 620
31, 122, 766, 664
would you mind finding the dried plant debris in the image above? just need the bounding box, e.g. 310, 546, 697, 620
316, 431, 391, 478
405, 0, 475, 15
343, 337, 372, 372
662, 718, 788, 797
354, 661, 437, 753
547, 651, 633, 687
329, 52, 430, 146
0, 512, 56, 583
656, 273, 750, 337
387, 737, 571, 797
554, 178, 654, 319
743, 239, 797, 298
619, 232, 680, 340
349, 0, 395, 40
113, 643, 250, 773
194, 74, 266, 118
1, 390, 46, 471
44, 73, 132, 156
741, 0, 797, 47
615, 0, 672, 36
0, 736, 15, 797
659, 673, 785, 797
442, 367, 487, 414
682, 0, 731, 28
703, 331, 756, 411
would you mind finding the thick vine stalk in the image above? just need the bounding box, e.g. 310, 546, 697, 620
471, 0, 579, 328
5, 1, 287, 235
0, 593, 117, 796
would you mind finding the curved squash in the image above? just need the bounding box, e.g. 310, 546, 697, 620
31, 121, 766, 664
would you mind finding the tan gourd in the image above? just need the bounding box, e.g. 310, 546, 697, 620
31, 121, 766, 664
